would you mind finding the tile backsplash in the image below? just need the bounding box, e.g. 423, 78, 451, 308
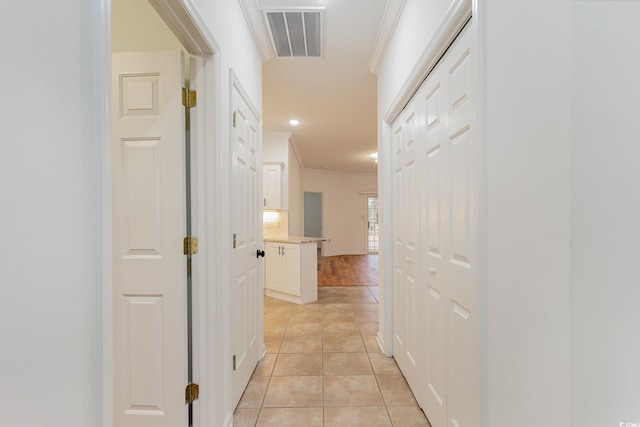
263, 210, 288, 239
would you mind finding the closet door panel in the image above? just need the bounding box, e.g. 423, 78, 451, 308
420, 65, 448, 427
393, 106, 424, 404
444, 25, 478, 427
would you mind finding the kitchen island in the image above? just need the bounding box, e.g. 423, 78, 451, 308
263, 237, 327, 304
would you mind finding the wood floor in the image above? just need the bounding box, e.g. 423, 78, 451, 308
317, 252, 378, 287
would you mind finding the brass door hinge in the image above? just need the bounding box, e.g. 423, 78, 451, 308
233, 355, 237, 371
182, 88, 197, 108
184, 236, 199, 255
233, 233, 237, 249
185, 383, 199, 404
233, 111, 237, 128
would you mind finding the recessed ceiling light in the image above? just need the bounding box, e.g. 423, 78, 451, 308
289, 119, 300, 126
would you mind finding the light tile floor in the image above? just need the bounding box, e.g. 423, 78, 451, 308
233, 286, 432, 427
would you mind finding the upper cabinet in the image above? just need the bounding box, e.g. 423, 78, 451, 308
263, 132, 303, 235
263, 162, 284, 209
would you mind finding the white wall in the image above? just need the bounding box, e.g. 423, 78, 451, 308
571, 3, 640, 426
482, 1, 572, 425
263, 132, 289, 162
112, 0, 184, 51
288, 141, 303, 236
377, 0, 452, 117
302, 170, 376, 256
193, 0, 262, 108
0, 1, 102, 425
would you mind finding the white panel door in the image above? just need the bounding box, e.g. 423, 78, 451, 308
112, 50, 187, 427
420, 61, 448, 427
392, 103, 424, 405
231, 84, 263, 407
442, 25, 478, 427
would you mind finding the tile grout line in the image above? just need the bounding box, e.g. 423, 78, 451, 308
256, 301, 292, 426
253, 291, 427, 427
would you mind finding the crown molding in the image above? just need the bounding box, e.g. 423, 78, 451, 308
383, 0, 472, 123
368, 0, 407, 74
288, 136, 306, 170
238, 0, 276, 61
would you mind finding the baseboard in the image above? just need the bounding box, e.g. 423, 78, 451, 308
377, 331, 392, 357
224, 412, 233, 427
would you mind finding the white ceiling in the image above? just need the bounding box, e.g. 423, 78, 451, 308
242, 0, 391, 174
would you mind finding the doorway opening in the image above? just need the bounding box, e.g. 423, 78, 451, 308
304, 191, 323, 252
107, 0, 219, 426
112, 2, 195, 423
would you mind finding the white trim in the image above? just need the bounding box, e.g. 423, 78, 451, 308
378, 119, 394, 357
191, 53, 220, 427
472, 0, 489, 425
96, 0, 113, 425
148, 0, 217, 54
238, 0, 276, 61
101, 1, 221, 426
288, 136, 306, 170
213, 60, 233, 425
223, 412, 234, 427
375, 331, 386, 354
383, 0, 472, 123
368, 0, 407, 73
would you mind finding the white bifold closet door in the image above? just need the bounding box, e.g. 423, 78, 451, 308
392, 22, 478, 427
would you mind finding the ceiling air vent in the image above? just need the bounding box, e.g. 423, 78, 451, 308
264, 9, 323, 58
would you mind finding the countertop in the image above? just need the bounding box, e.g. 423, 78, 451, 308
264, 236, 329, 244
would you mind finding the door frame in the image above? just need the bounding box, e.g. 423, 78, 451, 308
97, 1, 226, 425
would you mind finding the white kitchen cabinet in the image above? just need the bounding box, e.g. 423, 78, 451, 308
264, 240, 318, 304
263, 162, 284, 210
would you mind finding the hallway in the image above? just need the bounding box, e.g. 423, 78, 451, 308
233, 287, 431, 426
